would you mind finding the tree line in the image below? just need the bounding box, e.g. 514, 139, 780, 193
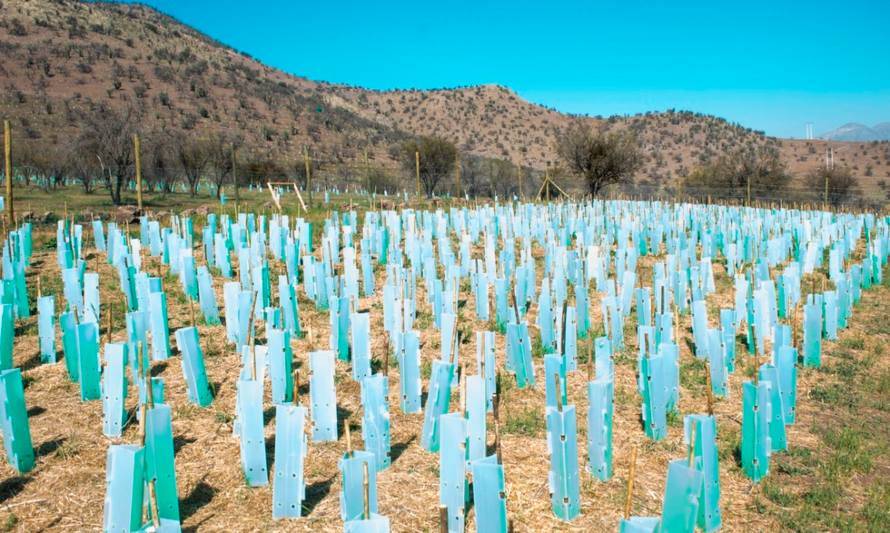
6, 106, 867, 208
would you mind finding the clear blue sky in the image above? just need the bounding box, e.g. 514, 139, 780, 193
123, 0, 890, 138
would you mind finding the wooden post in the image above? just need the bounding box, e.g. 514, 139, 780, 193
133, 134, 143, 211
344, 416, 353, 457
746, 173, 751, 206
438, 504, 449, 532
293, 368, 300, 405
106, 302, 113, 344
304, 146, 312, 207
516, 161, 522, 198
455, 155, 461, 199
364, 149, 371, 194
415, 150, 421, 197
4, 120, 12, 227
232, 144, 239, 203
824, 169, 829, 210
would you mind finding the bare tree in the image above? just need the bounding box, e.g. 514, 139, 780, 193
75, 105, 137, 205
172, 133, 210, 197
806, 164, 858, 207
400, 136, 457, 197
24, 141, 77, 192
557, 123, 642, 196
684, 145, 789, 201
206, 132, 242, 199
144, 129, 176, 194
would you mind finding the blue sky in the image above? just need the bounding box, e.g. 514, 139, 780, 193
123, 0, 889, 138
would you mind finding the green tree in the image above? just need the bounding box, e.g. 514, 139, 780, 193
400, 136, 457, 197
557, 124, 642, 196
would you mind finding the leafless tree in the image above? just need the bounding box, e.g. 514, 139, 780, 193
806, 164, 859, 207
75, 104, 137, 204
206, 132, 242, 199
143, 129, 176, 194
172, 133, 210, 196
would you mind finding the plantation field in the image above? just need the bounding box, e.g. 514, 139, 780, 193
0, 189, 887, 532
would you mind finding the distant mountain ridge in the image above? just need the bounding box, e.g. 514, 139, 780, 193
820, 123, 890, 142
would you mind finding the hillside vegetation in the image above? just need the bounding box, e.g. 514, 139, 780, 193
0, 0, 888, 201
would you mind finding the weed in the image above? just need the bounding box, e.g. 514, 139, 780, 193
503, 408, 544, 437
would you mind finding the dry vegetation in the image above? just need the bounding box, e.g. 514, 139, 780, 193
0, 191, 886, 531
1, 0, 888, 202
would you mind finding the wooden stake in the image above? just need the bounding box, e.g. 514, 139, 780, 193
4, 120, 13, 228
344, 416, 353, 457
232, 144, 239, 204
587, 340, 594, 382
439, 504, 449, 533
624, 446, 638, 520
554, 373, 562, 412
147, 479, 161, 528
133, 134, 143, 211
106, 302, 113, 344
415, 150, 421, 197
293, 368, 300, 406
688, 422, 697, 468
703, 361, 715, 416
36, 276, 41, 299
189, 297, 196, 328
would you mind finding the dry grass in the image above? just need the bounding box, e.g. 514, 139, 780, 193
0, 198, 887, 532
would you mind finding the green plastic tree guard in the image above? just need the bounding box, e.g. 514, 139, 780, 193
0, 368, 34, 473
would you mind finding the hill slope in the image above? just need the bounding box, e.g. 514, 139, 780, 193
0, 0, 888, 197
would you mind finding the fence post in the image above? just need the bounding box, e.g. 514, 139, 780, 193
415, 150, 420, 197
232, 144, 239, 204
304, 146, 312, 207
4, 120, 12, 227
133, 134, 143, 211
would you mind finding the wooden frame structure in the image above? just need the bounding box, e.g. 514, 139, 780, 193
267, 181, 308, 213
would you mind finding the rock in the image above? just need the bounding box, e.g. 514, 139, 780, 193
114, 205, 142, 224
39, 211, 57, 224
20, 211, 34, 222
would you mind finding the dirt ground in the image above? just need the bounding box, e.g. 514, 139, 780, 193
0, 203, 887, 532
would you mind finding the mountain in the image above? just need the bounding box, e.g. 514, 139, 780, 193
872, 122, 890, 139
0, 0, 888, 197
820, 123, 890, 142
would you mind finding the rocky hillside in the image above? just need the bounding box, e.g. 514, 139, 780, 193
1, 0, 888, 196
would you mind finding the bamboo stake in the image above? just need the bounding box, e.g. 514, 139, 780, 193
362, 461, 370, 520
688, 422, 697, 468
